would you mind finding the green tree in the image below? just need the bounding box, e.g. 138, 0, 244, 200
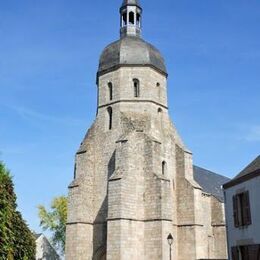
38, 196, 67, 254
12, 211, 36, 260
0, 162, 16, 259
0, 161, 35, 260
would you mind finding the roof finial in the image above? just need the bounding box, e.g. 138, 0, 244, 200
121, 0, 141, 8
120, 0, 142, 38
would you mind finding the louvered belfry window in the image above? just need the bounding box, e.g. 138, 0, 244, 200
233, 191, 252, 228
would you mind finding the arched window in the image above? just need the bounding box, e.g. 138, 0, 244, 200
108, 82, 113, 101
157, 82, 161, 98
158, 107, 163, 128
107, 107, 112, 130
129, 12, 135, 25
73, 163, 77, 179
162, 161, 167, 175
122, 12, 127, 26
137, 13, 141, 27
133, 79, 140, 97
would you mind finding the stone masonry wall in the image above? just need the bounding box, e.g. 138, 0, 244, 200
66, 66, 228, 260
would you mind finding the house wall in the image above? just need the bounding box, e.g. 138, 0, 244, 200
224, 175, 260, 258
36, 235, 60, 260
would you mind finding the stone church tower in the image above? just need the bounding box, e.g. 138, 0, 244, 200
66, 1, 228, 259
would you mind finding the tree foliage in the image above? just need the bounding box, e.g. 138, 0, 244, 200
0, 161, 36, 260
38, 196, 67, 254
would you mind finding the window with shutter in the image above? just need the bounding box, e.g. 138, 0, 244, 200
248, 245, 260, 260
241, 246, 250, 260
234, 191, 252, 227
254, 244, 260, 260
231, 247, 239, 260
244, 191, 252, 226
233, 195, 239, 227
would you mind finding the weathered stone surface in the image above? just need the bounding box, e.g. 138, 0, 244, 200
65, 65, 228, 260
65, 1, 228, 259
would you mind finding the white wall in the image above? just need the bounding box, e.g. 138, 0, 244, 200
224, 175, 260, 257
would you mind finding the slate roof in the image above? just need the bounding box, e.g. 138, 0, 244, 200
98, 36, 167, 75
234, 155, 260, 180
193, 165, 230, 202
223, 155, 260, 189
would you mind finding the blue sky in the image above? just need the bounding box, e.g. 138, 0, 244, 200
0, 0, 259, 233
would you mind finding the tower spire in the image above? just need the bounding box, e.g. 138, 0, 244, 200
120, 0, 142, 38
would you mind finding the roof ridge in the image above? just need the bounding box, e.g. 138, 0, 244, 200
235, 155, 260, 179
193, 165, 229, 179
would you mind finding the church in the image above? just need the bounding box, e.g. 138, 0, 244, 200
65, 1, 229, 259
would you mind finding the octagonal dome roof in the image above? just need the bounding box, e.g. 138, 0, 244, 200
98, 36, 167, 75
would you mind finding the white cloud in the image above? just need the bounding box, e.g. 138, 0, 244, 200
6, 105, 85, 127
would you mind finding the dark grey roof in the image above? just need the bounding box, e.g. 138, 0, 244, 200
121, 0, 141, 7
193, 165, 230, 202
98, 36, 167, 75
34, 233, 42, 239
223, 155, 260, 189
234, 155, 260, 180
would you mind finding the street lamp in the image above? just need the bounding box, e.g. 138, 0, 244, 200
167, 233, 173, 260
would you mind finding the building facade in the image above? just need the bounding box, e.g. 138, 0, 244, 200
35, 233, 60, 260
223, 156, 260, 260
65, 1, 228, 259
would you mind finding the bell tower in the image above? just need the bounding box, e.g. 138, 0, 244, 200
120, 0, 142, 38
65, 1, 228, 260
